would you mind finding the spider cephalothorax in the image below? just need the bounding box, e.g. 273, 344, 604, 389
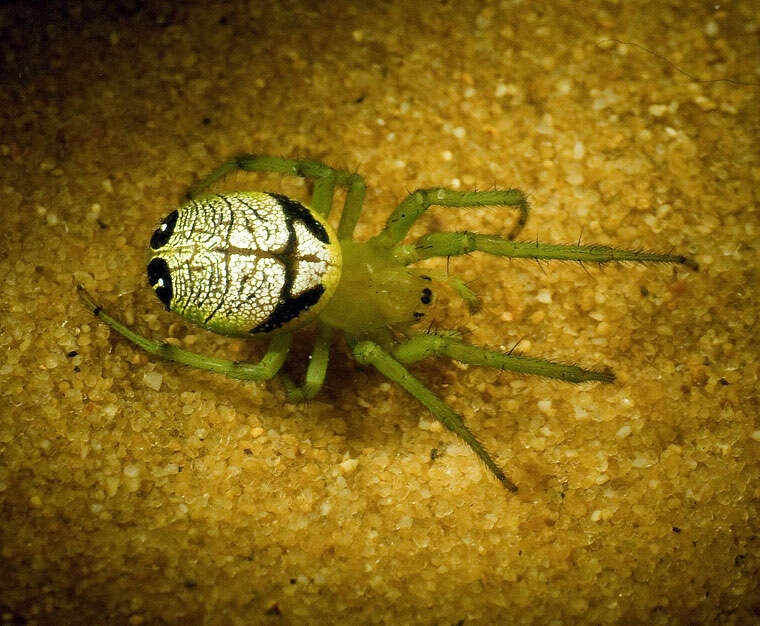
79, 155, 695, 491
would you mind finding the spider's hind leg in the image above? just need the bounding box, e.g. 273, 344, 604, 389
77, 286, 292, 381
186, 154, 366, 237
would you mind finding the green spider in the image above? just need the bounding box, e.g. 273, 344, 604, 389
78, 155, 696, 491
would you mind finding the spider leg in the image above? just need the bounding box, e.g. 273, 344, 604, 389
335, 173, 367, 240
185, 155, 366, 228
392, 231, 698, 269
77, 286, 292, 381
393, 332, 614, 383
350, 338, 517, 492
370, 188, 529, 249
279, 322, 334, 401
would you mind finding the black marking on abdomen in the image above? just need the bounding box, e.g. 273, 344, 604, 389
150, 210, 178, 250
248, 197, 329, 333
250, 284, 325, 334
147, 257, 173, 310
268, 192, 330, 244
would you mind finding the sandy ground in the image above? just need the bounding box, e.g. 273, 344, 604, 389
1, 0, 758, 623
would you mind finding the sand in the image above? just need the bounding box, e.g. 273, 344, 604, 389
1, 1, 758, 623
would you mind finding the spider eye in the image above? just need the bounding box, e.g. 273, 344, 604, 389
420, 287, 433, 305
147, 257, 173, 310
150, 210, 178, 250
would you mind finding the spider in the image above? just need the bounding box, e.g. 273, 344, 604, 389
78, 155, 696, 491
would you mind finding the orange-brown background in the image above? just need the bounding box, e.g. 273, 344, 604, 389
1, 1, 758, 623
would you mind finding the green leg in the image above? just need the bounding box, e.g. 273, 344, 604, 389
370, 188, 530, 249
279, 322, 334, 402
350, 339, 517, 492
393, 333, 614, 383
77, 286, 292, 381
185, 155, 366, 228
392, 231, 698, 269
335, 172, 367, 240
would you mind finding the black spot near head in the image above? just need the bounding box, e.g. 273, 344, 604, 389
147, 257, 173, 310
421, 287, 433, 305
268, 193, 330, 244
150, 210, 178, 250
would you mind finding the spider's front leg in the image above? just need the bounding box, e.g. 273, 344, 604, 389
371, 187, 530, 249
392, 231, 697, 268
393, 332, 614, 383
77, 286, 293, 382
350, 338, 518, 492
186, 154, 367, 238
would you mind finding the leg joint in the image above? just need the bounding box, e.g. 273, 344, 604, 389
344, 172, 365, 188
352, 340, 381, 365
460, 231, 477, 254
234, 154, 251, 168
296, 159, 334, 180
416, 188, 437, 206
414, 231, 477, 256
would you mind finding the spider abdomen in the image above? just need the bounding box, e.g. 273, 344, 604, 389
147, 192, 342, 337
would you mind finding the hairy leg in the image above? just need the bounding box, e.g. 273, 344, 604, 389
350, 339, 517, 492
393, 231, 697, 269
393, 332, 614, 383
78, 286, 292, 381
371, 188, 530, 249
185, 154, 366, 232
